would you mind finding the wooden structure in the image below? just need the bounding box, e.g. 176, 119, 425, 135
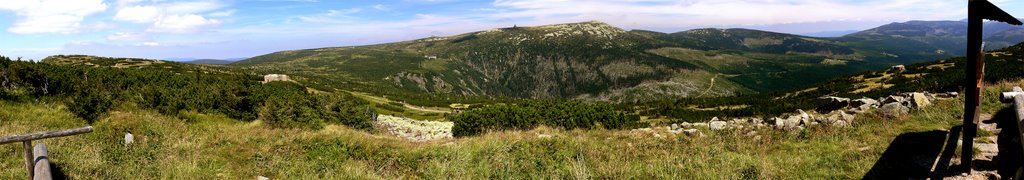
0, 126, 93, 180
1002, 87, 1024, 178
962, 0, 1022, 170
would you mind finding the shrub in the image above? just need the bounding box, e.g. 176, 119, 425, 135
450, 100, 640, 136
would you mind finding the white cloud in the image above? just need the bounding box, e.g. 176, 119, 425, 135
208, 10, 235, 17
139, 42, 160, 46
113, 0, 227, 33
114, 5, 161, 23
0, 0, 108, 34
489, 0, 967, 29
107, 32, 149, 41
149, 14, 222, 33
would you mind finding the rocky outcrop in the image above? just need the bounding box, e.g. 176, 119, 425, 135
644, 91, 955, 135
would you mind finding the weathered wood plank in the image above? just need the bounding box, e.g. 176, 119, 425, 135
0, 126, 93, 145
33, 144, 51, 180
22, 141, 32, 180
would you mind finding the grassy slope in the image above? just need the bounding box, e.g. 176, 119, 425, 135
3, 79, 1020, 178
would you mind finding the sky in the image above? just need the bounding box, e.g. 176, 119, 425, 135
0, 0, 1021, 61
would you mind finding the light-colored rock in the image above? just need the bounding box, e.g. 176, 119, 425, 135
785, 115, 802, 128
909, 92, 932, 108
680, 122, 692, 127
683, 129, 699, 136
124, 133, 134, 146
772, 117, 785, 129
840, 111, 856, 122
881, 95, 905, 104
833, 120, 849, 128
709, 121, 728, 130
670, 123, 679, 130
257, 176, 270, 180
750, 118, 763, 124
692, 123, 709, 128
878, 102, 909, 116
851, 97, 880, 110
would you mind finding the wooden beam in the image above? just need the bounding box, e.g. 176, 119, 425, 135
22, 141, 32, 180
0, 126, 93, 145
33, 144, 51, 180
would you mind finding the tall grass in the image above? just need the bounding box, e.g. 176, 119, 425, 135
0, 79, 999, 178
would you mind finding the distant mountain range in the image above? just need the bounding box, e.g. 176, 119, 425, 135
164, 57, 245, 65
226, 20, 1024, 102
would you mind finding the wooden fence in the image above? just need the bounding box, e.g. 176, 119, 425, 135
1000, 87, 1024, 178
0, 126, 93, 180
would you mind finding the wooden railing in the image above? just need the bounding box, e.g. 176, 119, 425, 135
0, 126, 93, 180
1001, 87, 1024, 177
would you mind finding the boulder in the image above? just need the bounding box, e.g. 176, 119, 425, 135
693, 123, 709, 128
683, 129, 700, 136
840, 111, 856, 122
881, 95, 906, 104
785, 115, 802, 128
909, 92, 932, 108
878, 102, 909, 116
797, 109, 813, 125
124, 133, 134, 146
851, 98, 880, 109
709, 121, 728, 130
670, 123, 680, 130
833, 120, 849, 128
680, 122, 692, 127
770, 117, 786, 128
750, 118, 763, 124
817, 96, 851, 113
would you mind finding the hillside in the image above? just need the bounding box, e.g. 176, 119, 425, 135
232, 21, 946, 103
233, 21, 760, 103
182, 59, 236, 65
839, 20, 1024, 62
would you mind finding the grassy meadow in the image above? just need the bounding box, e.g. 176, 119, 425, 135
2, 79, 1016, 179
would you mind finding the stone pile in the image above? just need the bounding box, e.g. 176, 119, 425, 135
651, 92, 958, 135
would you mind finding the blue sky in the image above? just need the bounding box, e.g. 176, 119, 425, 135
0, 0, 1021, 60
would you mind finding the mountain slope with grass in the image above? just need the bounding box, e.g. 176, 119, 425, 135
233, 20, 996, 103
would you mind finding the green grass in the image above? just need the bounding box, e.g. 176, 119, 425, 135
0, 89, 973, 179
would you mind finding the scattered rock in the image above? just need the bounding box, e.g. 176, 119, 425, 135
878, 102, 909, 116
909, 92, 931, 108
833, 120, 849, 128
257, 176, 270, 180
851, 97, 880, 110
537, 134, 553, 138
692, 123, 709, 128
670, 123, 679, 130
124, 133, 134, 146
682, 129, 699, 136
709, 121, 727, 130
880, 95, 905, 104
817, 96, 851, 113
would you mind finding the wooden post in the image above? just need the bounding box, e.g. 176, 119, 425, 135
33, 144, 51, 180
962, 0, 983, 169
22, 141, 32, 180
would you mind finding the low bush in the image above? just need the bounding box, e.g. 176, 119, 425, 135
450, 100, 641, 136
